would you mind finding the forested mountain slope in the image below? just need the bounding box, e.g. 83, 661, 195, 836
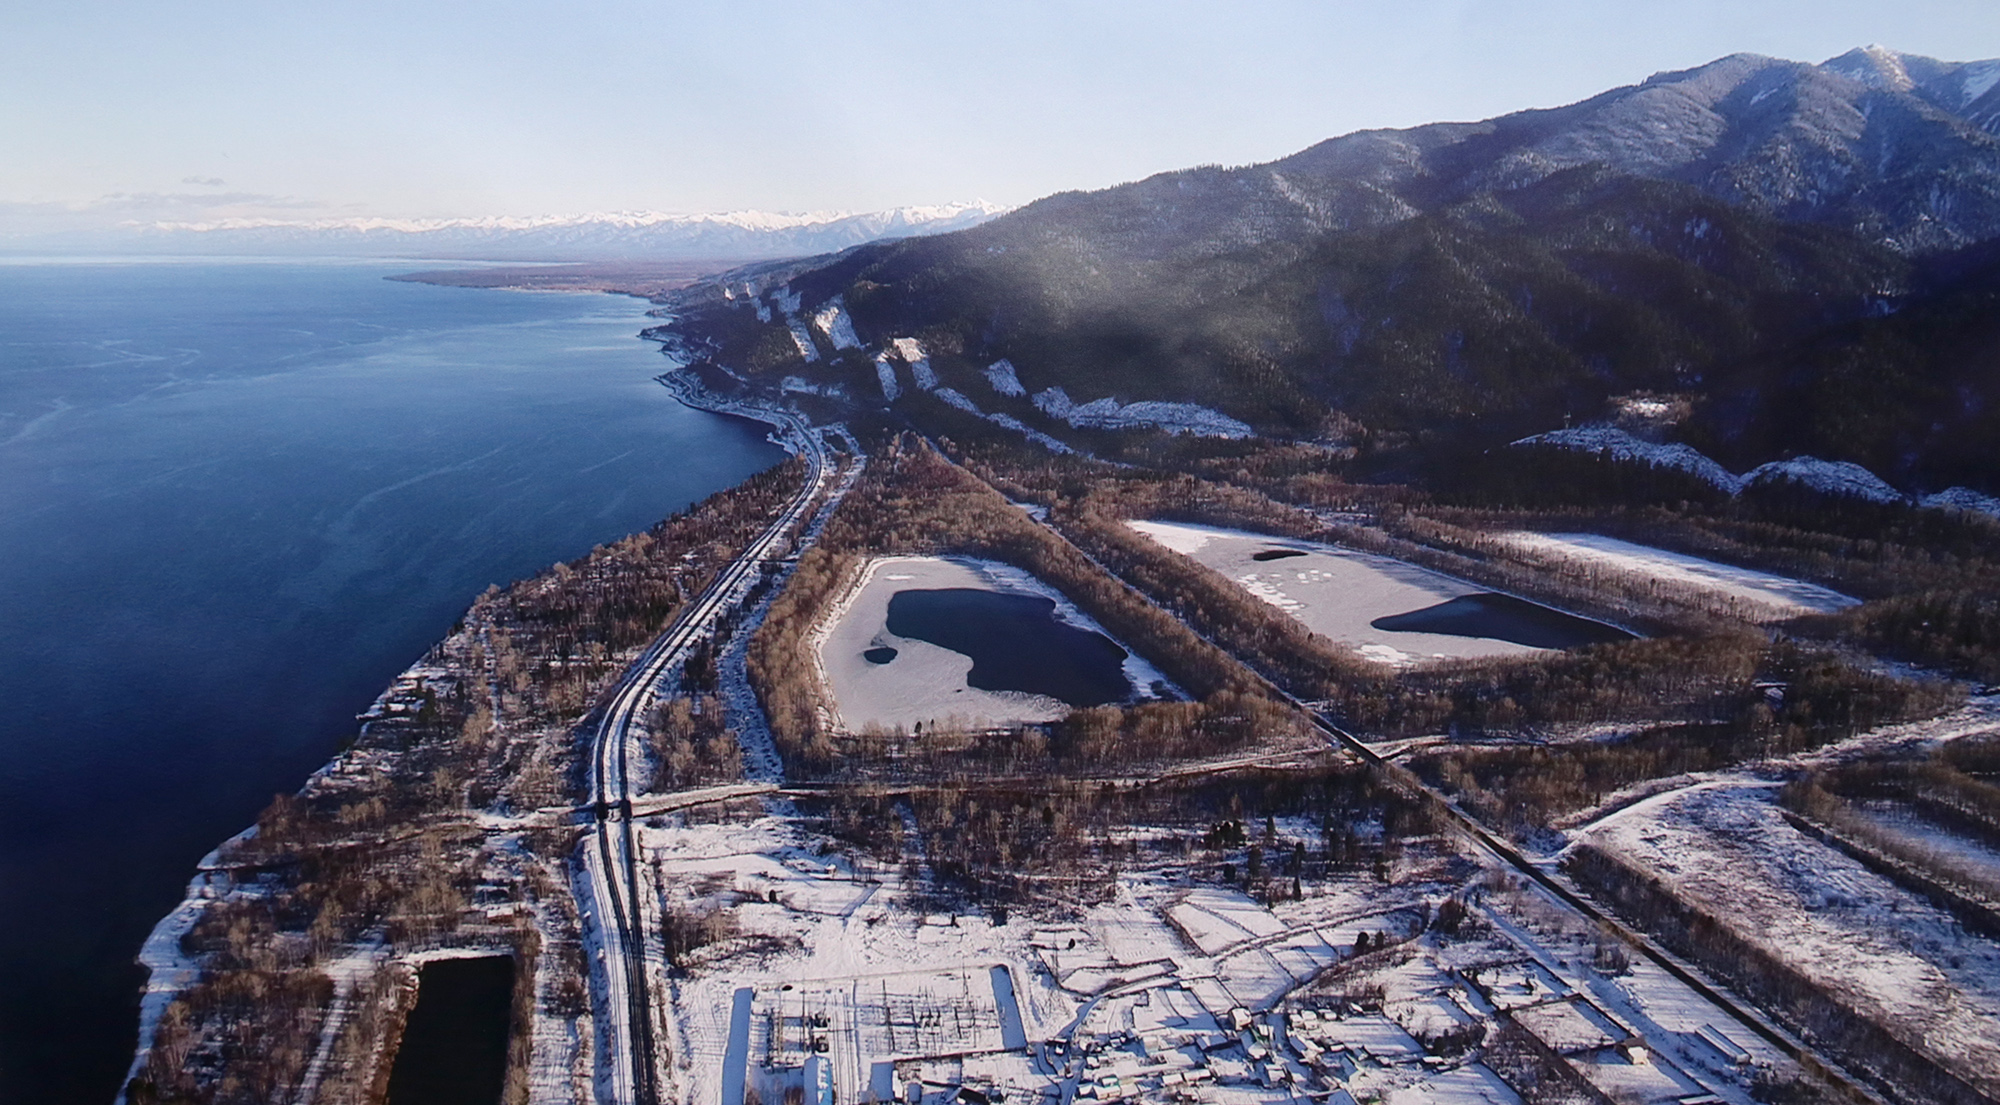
659, 48, 2000, 496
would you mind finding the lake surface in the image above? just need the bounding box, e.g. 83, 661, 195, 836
385, 957, 516, 1105
0, 259, 783, 1104
884, 588, 1133, 707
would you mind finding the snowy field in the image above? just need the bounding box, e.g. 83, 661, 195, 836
814, 555, 1169, 732
1577, 781, 2000, 1096
1493, 531, 1857, 619
640, 801, 1803, 1105
1127, 520, 1566, 666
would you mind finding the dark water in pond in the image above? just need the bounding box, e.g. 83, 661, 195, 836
0, 259, 784, 1104
386, 957, 515, 1105
884, 588, 1133, 707
1370, 592, 1634, 649
1251, 547, 1306, 561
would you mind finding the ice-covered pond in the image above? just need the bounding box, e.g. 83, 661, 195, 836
817, 556, 1173, 732
1127, 520, 1633, 666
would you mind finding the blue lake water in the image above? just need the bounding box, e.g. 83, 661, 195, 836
0, 259, 784, 1103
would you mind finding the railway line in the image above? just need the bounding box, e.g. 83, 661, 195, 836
580, 414, 844, 1105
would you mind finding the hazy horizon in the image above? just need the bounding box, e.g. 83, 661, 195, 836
9, 1, 2000, 245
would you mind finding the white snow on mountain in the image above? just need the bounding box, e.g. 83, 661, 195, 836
1512, 426, 1744, 492
1743, 457, 1907, 504
36, 201, 1010, 260
1923, 487, 2000, 519
983, 359, 1026, 397
890, 338, 937, 390
785, 320, 820, 363
1032, 386, 1250, 438
931, 387, 980, 413
1512, 425, 2000, 518
811, 296, 861, 350
872, 354, 901, 402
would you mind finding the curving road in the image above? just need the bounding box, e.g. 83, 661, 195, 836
580, 414, 841, 1105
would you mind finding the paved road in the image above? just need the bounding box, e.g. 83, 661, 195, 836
581, 414, 841, 1105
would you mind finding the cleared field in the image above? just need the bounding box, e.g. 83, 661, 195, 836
815, 555, 1169, 732
1579, 782, 2000, 1098
1494, 531, 1858, 619
1127, 520, 1627, 666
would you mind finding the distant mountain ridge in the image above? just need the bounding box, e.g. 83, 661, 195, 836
657, 47, 2000, 500
2, 201, 1008, 260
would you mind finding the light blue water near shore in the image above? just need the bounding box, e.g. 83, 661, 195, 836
0, 259, 783, 1103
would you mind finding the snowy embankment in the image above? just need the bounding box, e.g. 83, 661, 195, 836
810, 296, 861, 351
1577, 782, 2000, 1096
1033, 385, 1252, 438
1493, 531, 1859, 618
981, 358, 1026, 397
1513, 425, 2000, 519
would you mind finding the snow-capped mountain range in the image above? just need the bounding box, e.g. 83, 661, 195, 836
4, 201, 1008, 261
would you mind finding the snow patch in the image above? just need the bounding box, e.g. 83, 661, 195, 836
809, 295, 860, 350
982, 359, 1026, 397
872, 353, 900, 402
1744, 456, 1906, 504
931, 387, 979, 413
1495, 531, 1859, 617
1032, 386, 1251, 438
1511, 426, 1742, 492
888, 338, 937, 390
1923, 486, 2000, 520
785, 320, 820, 363
1964, 60, 2000, 105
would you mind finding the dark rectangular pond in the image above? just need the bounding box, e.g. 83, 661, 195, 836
883, 588, 1134, 706
385, 956, 516, 1105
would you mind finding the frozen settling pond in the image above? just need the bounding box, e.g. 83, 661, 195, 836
818, 556, 1171, 732
1127, 520, 1632, 666
1495, 530, 1859, 619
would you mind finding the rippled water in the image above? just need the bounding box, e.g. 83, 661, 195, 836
0, 259, 783, 1103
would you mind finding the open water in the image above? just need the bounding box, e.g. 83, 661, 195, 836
0, 259, 784, 1103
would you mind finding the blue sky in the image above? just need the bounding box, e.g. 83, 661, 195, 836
5, 0, 1998, 223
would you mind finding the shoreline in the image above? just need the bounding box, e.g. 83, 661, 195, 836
114, 288, 801, 1104
388, 259, 755, 299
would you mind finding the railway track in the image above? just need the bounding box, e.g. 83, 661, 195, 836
581, 415, 840, 1105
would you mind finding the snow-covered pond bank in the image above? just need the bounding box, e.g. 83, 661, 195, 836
1126, 520, 1629, 666
1493, 532, 1858, 620
815, 556, 1173, 733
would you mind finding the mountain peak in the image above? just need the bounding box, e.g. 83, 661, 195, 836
1821, 45, 1918, 90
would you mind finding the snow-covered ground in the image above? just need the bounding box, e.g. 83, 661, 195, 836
1743, 457, 1905, 504
1125, 520, 1564, 665
982, 359, 1025, 397
647, 815, 1074, 1105
1576, 782, 2000, 1097
813, 556, 1173, 732
1033, 385, 1253, 438
1492, 531, 1858, 619
872, 353, 901, 402
1510, 426, 1743, 492
1511, 425, 2000, 520
811, 296, 861, 350
890, 338, 937, 390
632, 774, 1811, 1105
